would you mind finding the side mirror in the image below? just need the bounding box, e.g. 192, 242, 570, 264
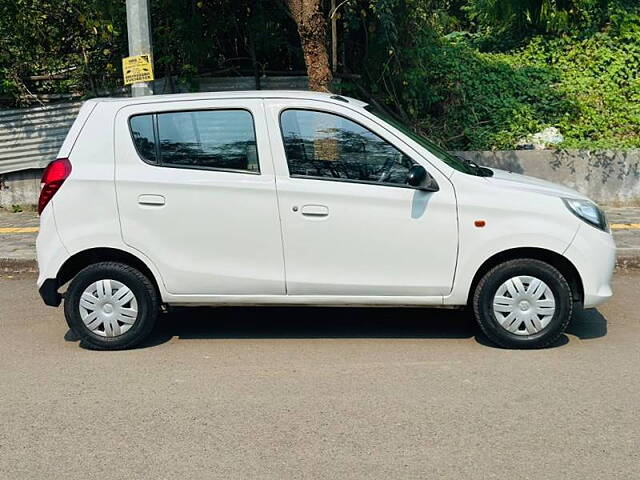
407, 165, 439, 192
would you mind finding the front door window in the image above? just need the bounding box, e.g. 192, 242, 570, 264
280, 109, 416, 187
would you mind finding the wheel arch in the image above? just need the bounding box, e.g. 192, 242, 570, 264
466, 247, 584, 307
56, 247, 162, 298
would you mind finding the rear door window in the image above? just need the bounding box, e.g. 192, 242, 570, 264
129, 109, 259, 173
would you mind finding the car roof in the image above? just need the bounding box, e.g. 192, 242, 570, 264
88, 90, 368, 108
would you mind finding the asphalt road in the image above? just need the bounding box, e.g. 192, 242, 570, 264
0, 272, 638, 479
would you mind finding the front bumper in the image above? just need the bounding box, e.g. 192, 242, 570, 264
564, 224, 616, 308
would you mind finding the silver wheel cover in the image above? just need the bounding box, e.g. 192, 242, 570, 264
492, 275, 556, 336
79, 279, 139, 337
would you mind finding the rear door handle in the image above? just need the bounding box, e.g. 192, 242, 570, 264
300, 205, 329, 217
138, 194, 165, 206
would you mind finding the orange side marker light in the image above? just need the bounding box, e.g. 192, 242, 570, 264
474, 220, 486, 228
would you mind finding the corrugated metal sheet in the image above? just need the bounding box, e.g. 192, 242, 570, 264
0, 102, 82, 175
0, 76, 325, 175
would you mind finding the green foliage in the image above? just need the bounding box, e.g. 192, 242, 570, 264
350, 0, 640, 149
512, 21, 640, 148
465, 0, 577, 36
148, 0, 300, 91
1, 0, 638, 150
0, 0, 125, 99
359, 30, 572, 149
405, 41, 575, 149
0, 0, 300, 100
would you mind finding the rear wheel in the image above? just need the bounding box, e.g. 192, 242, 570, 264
64, 262, 158, 350
473, 259, 573, 349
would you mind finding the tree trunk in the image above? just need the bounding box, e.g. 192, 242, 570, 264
285, 0, 333, 92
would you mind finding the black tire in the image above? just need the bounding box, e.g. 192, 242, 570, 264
473, 259, 573, 349
64, 262, 159, 350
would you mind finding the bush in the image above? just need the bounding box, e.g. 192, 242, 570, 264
359, 2, 640, 150
515, 18, 640, 148
393, 36, 575, 150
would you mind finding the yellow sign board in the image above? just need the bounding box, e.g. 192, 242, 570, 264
122, 54, 154, 85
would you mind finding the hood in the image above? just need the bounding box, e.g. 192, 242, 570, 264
486, 168, 587, 200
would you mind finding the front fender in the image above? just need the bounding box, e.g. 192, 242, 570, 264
444, 174, 584, 305
444, 229, 579, 306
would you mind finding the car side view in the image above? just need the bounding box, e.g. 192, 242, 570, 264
36, 91, 616, 350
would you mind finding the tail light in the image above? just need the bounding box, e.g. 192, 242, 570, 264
38, 158, 72, 215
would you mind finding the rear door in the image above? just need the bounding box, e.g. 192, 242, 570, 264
114, 99, 285, 295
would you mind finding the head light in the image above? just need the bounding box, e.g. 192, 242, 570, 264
562, 198, 608, 231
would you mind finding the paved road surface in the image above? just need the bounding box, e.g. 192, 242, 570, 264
0, 272, 638, 479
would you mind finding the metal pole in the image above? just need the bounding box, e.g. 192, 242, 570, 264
126, 0, 154, 96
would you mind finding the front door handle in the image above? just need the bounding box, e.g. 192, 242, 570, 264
300, 205, 329, 217
138, 194, 165, 206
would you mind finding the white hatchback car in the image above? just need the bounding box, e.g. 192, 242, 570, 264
36, 91, 615, 350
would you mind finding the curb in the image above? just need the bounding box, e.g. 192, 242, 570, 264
0, 258, 38, 273
2, 252, 640, 274
616, 251, 640, 270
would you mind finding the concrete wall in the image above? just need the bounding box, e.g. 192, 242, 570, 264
0, 169, 41, 209
2, 151, 640, 209
455, 150, 640, 206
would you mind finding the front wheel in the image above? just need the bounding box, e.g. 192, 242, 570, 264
473, 259, 573, 349
64, 262, 159, 350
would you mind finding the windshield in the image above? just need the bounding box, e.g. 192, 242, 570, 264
364, 105, 478, 175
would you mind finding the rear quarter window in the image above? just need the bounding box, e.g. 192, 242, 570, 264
130, 115, 157, 163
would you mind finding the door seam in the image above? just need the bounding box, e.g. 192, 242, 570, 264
261, 99, 289, 294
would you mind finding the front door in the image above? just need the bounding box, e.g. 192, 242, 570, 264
115, 99, 285, 295
265, 100, 458, 296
